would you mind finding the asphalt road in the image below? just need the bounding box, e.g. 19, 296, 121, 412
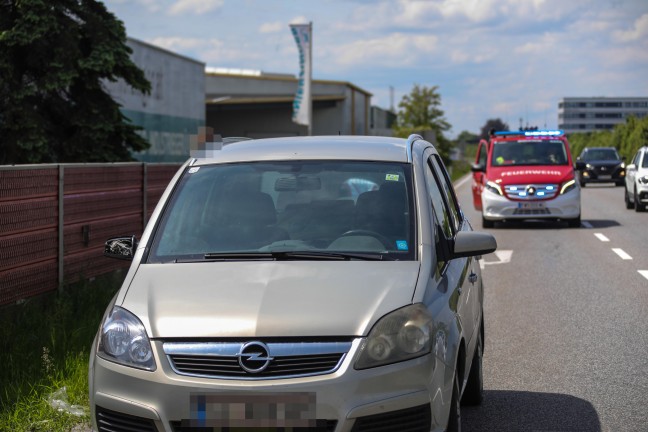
454, 177, 648, 432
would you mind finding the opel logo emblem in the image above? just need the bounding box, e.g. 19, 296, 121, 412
237, 342, 274, 373
526, 186, 536, 196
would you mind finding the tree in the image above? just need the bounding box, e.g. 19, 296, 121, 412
0, 0, 151, 164
393, 84, 452, 163
479, 118, 509, 139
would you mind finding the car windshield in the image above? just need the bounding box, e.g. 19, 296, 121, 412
491, 140, 568, 167
581, 148, 620, 161
148, 161, 415, 262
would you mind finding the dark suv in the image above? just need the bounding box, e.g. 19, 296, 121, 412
575, 147, 625, 187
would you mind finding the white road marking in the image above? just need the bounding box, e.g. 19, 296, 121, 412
612, 248, 632, 260
479, 250, 513, 269
581, 221, 593, 228
594, 233, 610, 242
639, 271, 648, 281
454, 175, 472, 189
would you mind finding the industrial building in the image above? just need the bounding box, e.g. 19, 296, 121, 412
105, 40, 392, 161
205, 68, 373, 138
104, 38, 206, 162
558, 97, 648, 134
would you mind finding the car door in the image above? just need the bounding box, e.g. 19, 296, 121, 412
425, 152, 478, 343
471, 140, 489, 210
626, 150, 640, 194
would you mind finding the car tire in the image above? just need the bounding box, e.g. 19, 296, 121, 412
625, 186, 634, 209
567, 215, 581, 228
446, 369, 462, 432
482, 216, 494, 229
580, 181, 586, 188
616, 180, 624, 187
635, 188, 646, 212
461, 329, 483, 406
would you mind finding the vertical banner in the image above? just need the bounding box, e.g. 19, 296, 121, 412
290, 23, 312, 133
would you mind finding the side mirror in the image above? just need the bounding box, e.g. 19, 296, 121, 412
470, 163, 485, 173
451, 231, 497, 260
575, 161, 586, 171
104, 236, 138, 261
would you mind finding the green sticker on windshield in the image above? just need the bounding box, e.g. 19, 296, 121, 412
385, 174, 399, 181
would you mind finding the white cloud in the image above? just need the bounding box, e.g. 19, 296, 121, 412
148, 37, 208, 51
329, 33, 438, 68
168, 0, 224, 15
259, 21, 284, 34
613, 13, 648, 42
289, 16, 310, 25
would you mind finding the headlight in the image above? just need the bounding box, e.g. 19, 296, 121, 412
639, 175, 648, 185
484, 181, 503, 196
586, 163, 593, 169
355, 304, 433, 369
560, 179, 577, 195
97, 306, 156, 371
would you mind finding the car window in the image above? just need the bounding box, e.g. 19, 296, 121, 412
491, 140, 568, 166
581, 148, 620, 161
148, 161, 415, 262
642, 151, 648, 168
477, 141, 488, 167
429, 155, 461, 233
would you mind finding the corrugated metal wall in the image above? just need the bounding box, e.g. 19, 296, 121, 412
0, 163, 181, 306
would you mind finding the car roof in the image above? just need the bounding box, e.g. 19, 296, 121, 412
190, 135, 414, 165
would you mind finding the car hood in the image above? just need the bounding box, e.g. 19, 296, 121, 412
488, 165, 575, 185
583, 160, 622, 167
121, 261, 421, 338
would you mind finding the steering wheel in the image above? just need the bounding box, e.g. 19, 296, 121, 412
339, 230, 392, 248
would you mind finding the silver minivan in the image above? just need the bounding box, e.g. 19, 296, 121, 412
90, 135, 496, 432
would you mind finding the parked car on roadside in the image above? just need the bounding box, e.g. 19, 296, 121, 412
90, 134, 497, 432
471, 130, 581, 228
624, 146, 648, 211
575, 147, 625, 187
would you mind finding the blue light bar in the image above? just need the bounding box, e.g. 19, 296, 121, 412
494, 130, 564, 137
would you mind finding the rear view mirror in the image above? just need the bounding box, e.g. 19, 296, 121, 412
275, 176, 322, 191
104, 236, 138, 260
470, 163, 485, 173
452, 231, 497, 260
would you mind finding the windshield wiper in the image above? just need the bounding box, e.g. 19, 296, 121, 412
202, 251, 386, 261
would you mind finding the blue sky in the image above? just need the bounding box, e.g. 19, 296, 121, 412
104, 0, 648, 138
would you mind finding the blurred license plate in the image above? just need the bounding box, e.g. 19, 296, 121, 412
183, 392, 317, 429
517, 202, 545, 209
598, 175, 612, 180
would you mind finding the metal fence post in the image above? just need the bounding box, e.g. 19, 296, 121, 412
58, 164, 64, 290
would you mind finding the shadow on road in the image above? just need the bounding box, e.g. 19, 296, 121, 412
582, 219, 621, 228
488, 220, 578, 230
462, 390, 601, 432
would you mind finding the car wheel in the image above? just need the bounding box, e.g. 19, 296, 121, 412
636, 188, 646, 212
616, 180, 624, 187
567, 215, 581, 228
580, 181, 586, 188
625, 186, 634, 209
482, 215, 494, 229
446, 369, 462, 432
461, 329, 483, 406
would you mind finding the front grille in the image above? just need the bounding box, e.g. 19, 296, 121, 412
96, 406, 158, 432
171, 419, 337, 431
512, 208, 551, 215
351, 404, 431, 432
164, 341, 352, 380
505, 184, 558, 200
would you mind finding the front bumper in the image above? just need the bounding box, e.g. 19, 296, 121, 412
89, 338, 452, 432
481, 187, 581, 221
637, 181, 648, 204
580, 168, 624, 183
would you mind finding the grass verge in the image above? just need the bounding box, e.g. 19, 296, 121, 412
0, 272, 123, 431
